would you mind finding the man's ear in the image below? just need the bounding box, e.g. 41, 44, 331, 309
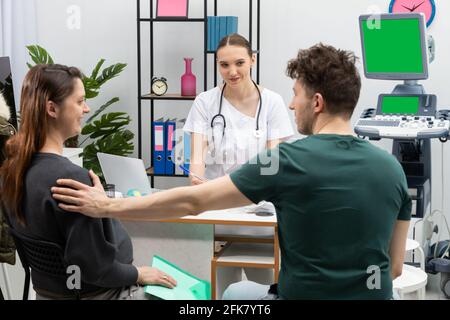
313, 93, 325, 114
46, 101, 58, 119
251, 53, 257, 66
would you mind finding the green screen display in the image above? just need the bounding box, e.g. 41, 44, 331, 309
381, 96, 420, 114
362, 18, 423, 74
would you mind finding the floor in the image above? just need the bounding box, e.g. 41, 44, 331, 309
2, 259, 448, 300
403, 272, 449, 300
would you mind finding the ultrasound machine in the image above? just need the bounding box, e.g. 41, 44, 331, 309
355, 13, 450, 219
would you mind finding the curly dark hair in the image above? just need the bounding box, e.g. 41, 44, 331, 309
286, 43, 361, 118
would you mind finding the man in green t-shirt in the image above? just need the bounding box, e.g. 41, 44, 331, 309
52, 44, 411, 300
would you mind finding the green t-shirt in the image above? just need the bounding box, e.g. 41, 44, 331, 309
230, 134, 411, 300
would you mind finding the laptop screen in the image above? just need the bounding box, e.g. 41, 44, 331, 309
97, 153, 152, 196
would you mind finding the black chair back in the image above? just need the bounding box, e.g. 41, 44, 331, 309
8, 228, 71, 300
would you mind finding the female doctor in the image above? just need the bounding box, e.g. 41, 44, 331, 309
183, 34, 294, 295
184, 33, 294, 183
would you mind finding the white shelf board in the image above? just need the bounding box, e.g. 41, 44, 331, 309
216, 242, 275, 265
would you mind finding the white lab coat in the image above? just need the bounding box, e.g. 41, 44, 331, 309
184, 86, 294, 180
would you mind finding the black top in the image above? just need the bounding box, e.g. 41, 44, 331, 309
10, 153, 137, 296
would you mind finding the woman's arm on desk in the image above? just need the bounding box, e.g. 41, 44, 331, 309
51, 170, 252, 219
189, 132, 208, 185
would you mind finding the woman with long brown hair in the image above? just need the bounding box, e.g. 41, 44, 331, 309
0, 64, 176, 299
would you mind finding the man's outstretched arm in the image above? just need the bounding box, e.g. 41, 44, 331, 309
52, 170, 252, 220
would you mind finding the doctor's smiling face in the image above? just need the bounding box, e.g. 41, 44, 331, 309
216, 34, 255, 88
217, 45, 255, 88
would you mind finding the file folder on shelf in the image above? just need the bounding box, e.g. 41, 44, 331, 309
207, 16, 239, 51
227, 16, 238, 35
164, 119, 176, 175
207, 16, 213, 51
210, 16, 217, 51
184, 131, 191, 171
218, 16, 227, 47
144, 255, 211, 300
174, 119, 186, 175
152, 118, 165, 174
214, 17, 221, 50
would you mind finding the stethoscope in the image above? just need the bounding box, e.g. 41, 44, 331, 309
210, 80, 263, 154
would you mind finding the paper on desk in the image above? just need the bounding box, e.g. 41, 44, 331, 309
144, 255, 211, 300
245, 201, 276, 215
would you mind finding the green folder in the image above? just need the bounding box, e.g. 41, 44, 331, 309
144, 255, 211, 300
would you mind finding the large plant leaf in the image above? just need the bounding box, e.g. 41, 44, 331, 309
82, 144, 104, 181
82, 77, 101, 99
120, 129, 134, 142
82, 143, 99, 164
87, 161, 104, 181
85, 97, 120, 124
82, 130, 134, 181
83, 131, 134, 160
95, 131, 134, 155
84, 62, 126, 98
96, 63, 127, 87
90, 59, 106, 80
26, 45, 54, 67
81, 112, 130, 138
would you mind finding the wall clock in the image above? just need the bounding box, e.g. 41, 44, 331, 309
389, 0, 436, 27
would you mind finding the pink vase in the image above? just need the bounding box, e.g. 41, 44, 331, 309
181, 58, 196, 96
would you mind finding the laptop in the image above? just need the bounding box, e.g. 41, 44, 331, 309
97, 152, 152, 196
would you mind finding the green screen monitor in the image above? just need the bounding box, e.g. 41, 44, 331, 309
359, 13, 428, 80
380, 95, 420, 115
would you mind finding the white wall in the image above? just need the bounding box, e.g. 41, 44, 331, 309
28, 0, 450, 228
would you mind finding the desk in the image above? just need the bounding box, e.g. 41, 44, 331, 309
166, 208, 277, 226
121, 207, 278, 299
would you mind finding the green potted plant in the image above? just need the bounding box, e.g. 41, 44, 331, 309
26, 45, 134, 180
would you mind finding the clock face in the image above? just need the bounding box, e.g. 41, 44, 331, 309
152, 80, 167, 96
389, 0, 436, 27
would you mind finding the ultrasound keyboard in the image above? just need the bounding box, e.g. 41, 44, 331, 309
354, 94, 450, 140
355, 115, 450, 139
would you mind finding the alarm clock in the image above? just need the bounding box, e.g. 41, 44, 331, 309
151, 77, 168, 96
389, 0, 436, 27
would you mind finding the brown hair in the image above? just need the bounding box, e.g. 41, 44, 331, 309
0, 64, 82, 225
286, 43, 361, 118
217, 33, 253, 57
